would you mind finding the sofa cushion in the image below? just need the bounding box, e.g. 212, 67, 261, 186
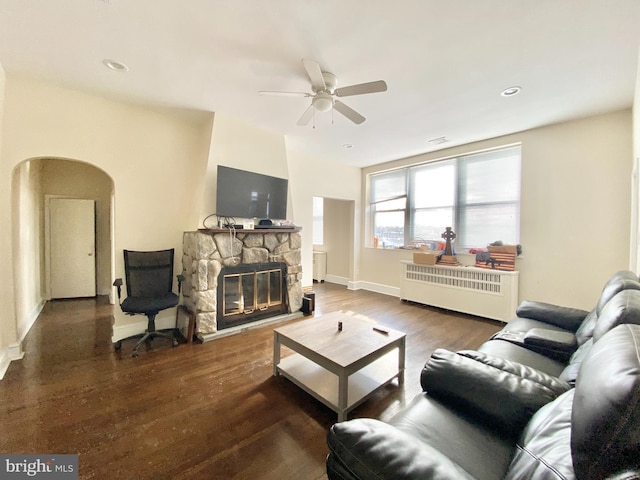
558, 339, 592, 385
593, 270, 640, 314
576, 270, 640, 344
389, 394, 514, 480
500, 316, 571, 335
477, 339, 565, 376
559, 289, 640, 385
504, 389, 575, 480
571, 324, 640, 479
327, 418, 475, 480
592, 289, 640, 342
420, 349, 569, 436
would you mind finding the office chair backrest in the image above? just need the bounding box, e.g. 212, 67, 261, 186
124, 249, 175, 298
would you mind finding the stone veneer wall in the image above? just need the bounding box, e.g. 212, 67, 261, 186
182, 230, 304, 335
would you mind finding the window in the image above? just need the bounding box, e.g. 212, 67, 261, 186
370, 169, 406, 248
369, 145, 521, 249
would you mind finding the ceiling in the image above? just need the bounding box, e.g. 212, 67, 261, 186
1, 0, 639, 168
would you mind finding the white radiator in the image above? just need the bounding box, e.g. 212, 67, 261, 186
400, 261, 518, 322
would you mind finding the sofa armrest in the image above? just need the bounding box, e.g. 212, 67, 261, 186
515, 300, 589, 331
327, 418, 474, 480
523, 328, 577, 352
420, 349, 571, 436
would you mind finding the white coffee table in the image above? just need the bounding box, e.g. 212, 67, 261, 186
273, 312, 406, 421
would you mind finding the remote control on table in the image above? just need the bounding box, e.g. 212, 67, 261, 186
373, 326, 390, 334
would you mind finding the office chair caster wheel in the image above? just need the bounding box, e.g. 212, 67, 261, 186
172, 338, 179, 347
132, 351, 139, 358
114, 341, 122, 351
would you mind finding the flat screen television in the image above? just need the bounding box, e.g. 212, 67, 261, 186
216, 165, 288, 220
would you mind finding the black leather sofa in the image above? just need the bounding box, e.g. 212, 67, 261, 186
327, 324, 640, 479
477, 270, 640, 381
326, 271, 640, 480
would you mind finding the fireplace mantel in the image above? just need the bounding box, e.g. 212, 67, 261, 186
182, 229, 304, 340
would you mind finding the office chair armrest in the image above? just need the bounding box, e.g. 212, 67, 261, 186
177, 274, 185, 295
113, 278, 123, 300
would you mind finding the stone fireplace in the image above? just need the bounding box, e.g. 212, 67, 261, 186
182, 229, 303, 339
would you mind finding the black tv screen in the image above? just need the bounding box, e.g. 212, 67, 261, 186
216, 165, 288, 220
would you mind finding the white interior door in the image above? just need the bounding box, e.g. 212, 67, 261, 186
50, 198, 97, 298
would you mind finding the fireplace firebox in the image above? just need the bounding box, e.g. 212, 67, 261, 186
217, 262, 288, 330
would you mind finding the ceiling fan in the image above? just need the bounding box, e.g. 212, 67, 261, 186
259, 59, 387, 126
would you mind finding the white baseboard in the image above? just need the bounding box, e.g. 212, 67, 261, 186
324, 274, 349, 286
1, 299, 45, 381
18, 299, 46, 344
0, 350, 9, 380
347, 280, 400, 297
0, 342, 25, 380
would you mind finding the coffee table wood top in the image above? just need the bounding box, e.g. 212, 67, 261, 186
274, 311, 405, 369
274, 311, 406, 421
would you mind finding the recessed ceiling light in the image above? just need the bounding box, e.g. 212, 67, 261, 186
501, 86, 522, 97
103, 59, 129, 72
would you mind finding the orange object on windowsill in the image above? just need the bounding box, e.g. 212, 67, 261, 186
373, 236, 379, 248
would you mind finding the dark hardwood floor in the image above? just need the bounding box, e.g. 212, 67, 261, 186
0, 282, 502, 479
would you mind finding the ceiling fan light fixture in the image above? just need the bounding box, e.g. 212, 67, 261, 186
312, 93, 334, 112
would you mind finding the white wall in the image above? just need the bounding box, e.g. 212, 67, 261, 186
286, 147, 362, 287
201, 114, 290, 226
320, 198, 353, 282
0, 62, 20, 377
1, 75, 213, 354
11, 160, 44, 345
195, 115, 363, 289
361, 110, 633, 310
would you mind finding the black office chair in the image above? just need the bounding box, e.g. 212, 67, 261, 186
113, 249, 184, 357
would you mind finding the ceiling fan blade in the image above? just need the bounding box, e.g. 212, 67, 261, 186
297, 104, 315, 126
259, 91, 310, 97
302, 59, 326, 92
335, 80, 388, 97
334, 100, 366, 124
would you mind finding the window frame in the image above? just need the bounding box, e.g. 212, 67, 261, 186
368, 144, 521, 250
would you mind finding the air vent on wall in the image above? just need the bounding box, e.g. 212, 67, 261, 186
428, 136, 450, 145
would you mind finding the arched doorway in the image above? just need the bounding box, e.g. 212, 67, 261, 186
11, 157, 115, 343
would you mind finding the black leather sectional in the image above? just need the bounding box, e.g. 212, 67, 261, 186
326, 271, 640, 479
